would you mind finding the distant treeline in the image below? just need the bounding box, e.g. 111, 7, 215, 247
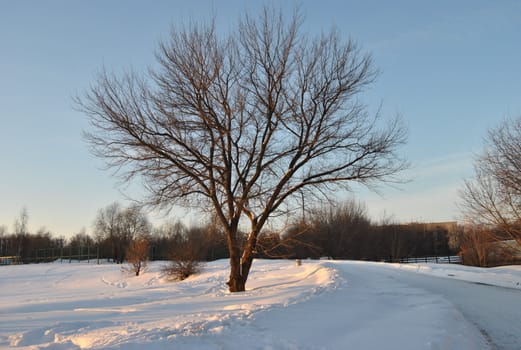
1, 201, 461, 265
256, 201, 457, 261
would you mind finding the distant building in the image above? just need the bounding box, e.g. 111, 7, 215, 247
407, 221, 458, 235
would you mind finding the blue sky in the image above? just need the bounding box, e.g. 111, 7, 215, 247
1, 0, 520, 237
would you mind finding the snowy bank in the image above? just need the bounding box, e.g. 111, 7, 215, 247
390, 262, 521, 290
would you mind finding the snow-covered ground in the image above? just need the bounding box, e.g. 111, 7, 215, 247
0, 259, 519, 349
390, 262, 521, 290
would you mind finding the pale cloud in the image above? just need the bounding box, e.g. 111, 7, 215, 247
406, 152, 474, 182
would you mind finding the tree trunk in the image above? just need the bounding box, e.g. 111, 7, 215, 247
227, 253, 246, 292
226, 230, 258, 292
227, 255, 255, 292
227, 272, 246, 292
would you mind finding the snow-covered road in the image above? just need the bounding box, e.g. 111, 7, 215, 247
255, 261, 491, 349
382, 265, 521, 350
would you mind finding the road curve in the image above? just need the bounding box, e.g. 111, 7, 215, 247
382, 265, 521, 350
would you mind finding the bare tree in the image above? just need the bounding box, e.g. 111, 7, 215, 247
14, 207, 29, 236
94, 202, 121, 262
0, 225, 6, 255
460, 116, 521, 257
69, 229, 94, 246
13, 207, 29, 258
310, 199, 371, 259
78, 7, 407, 292
94, 203, 151, 263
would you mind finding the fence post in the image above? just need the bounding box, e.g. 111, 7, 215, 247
97, 246, 100, 265
87, 245, 90, 264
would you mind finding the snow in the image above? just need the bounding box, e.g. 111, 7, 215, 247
389, 262, 521, 290
1, 259, 519, 349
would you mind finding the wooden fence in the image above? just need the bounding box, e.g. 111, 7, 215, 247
388, 255, 462, 264
0, 246, 101, 265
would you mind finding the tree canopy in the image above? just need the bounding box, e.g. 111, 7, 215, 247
78, 7, 407, 291
460, 116, 521, 250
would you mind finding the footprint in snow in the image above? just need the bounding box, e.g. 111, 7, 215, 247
101, 277, 128, 288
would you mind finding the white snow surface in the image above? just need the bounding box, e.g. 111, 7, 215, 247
1, 259, 519, 349
390, 262, 521, 290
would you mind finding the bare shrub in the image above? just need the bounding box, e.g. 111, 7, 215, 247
459, 224, 519, 267
458, 225, 492, 267
163, 258, 202, 282
162, 231, 206, 281
125, 239, 149, 276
